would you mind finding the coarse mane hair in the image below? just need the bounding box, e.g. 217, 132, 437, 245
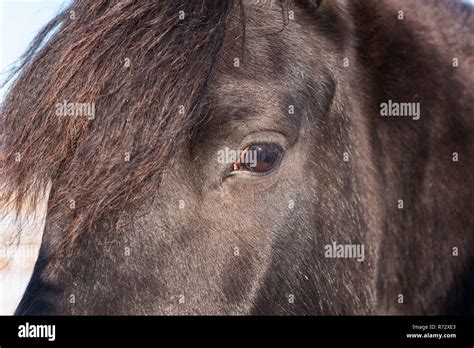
1, 0, 239, 249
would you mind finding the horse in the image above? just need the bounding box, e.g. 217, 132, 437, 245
1, 0, 473, 315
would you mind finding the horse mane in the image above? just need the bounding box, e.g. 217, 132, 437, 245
1, 0, 238, 248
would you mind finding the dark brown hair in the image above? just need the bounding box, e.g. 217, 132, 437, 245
1, 0, 237, 247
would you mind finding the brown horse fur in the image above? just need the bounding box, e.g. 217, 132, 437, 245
1, 0, 236, 248
1, 0, 473, 314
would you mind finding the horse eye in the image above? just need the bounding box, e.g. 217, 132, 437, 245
234, 143, 283, 174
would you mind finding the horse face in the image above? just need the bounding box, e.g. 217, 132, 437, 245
16, 1, 381, 315
10, 0, 474, 316
109, 2, 380, 315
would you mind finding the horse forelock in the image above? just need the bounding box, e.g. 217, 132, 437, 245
0, 0, 241, 250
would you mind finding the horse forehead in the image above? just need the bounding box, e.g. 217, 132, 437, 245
216, 3, 318, 85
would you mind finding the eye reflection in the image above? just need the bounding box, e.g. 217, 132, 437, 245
232, 143, 283, 175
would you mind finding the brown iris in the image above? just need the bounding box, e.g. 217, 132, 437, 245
233, 143, 283, 174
